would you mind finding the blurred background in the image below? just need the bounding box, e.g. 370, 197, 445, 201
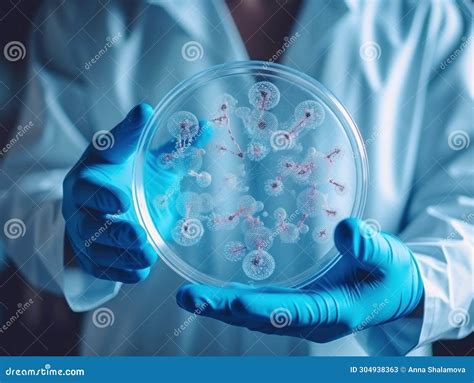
0, 0, 82, 356
0, 0, 472, 356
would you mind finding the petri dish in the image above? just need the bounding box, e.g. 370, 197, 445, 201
133, 61, 368, 288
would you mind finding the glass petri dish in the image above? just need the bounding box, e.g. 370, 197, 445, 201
133, 61, 368, 288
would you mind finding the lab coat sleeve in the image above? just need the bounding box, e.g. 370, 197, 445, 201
356, 4, 473, 355
0, 2, 121, 311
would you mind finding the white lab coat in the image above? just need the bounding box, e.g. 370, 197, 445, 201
0, 0, 472, 356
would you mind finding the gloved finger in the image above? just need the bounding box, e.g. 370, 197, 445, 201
176, 284, 248, 326
75, 251, 151, 284
176, 282, 296, 316
176, 284, 343, 331
72, 166, 131, 213
76, 212, 148, 250
86, 103, 154, 164
86, 242, 157, 269
334, 217, 394, 272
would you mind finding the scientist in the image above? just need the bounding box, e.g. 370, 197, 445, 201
0, 0, 472, 355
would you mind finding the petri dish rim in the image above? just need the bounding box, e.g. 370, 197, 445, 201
133, 60, 368, 288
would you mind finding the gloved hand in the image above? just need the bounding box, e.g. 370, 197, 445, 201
62, 103, 213, 283
176, 218, 424, 342
62, 104, 156, 283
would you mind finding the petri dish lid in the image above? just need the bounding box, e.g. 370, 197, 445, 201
133, 61, 368, 288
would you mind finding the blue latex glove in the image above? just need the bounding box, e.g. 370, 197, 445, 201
176, 218, 424, 342
62, 103, 212, 283
62, 104, 156, 283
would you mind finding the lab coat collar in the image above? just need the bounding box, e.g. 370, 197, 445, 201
146, 0, 213, 46
147, 0, 359, 44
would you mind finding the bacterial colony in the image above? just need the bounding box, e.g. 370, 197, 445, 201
154, 81, 348, 282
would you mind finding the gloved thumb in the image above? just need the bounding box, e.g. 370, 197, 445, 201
334, 218, 394, 272
90, 103, 154, 164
